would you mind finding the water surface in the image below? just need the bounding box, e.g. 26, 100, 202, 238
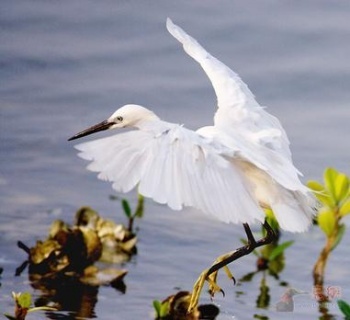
1, 1, 350, 319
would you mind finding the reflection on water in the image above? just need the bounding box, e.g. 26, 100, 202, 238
34, 278, 99, 319
32, 276, 127, 320
238, 223, 290, 314
12, 206, 131, 319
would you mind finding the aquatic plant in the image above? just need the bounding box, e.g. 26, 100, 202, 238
14, 206, 132, 317
4, 292, 55, 320
18, 206, 136, 275
152, 291, 219, 320
308, 167, 350, 286
337, 299, 350, 319
153, 299, 170, 319
121, 194, 144, 233
239, 211, 293, 311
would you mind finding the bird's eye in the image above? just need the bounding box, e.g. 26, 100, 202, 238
116, 116, 123, 122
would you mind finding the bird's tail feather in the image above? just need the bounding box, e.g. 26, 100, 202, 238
270, 190, 316, 233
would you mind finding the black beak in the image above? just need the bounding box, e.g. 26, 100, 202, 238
68, 120, 115, 141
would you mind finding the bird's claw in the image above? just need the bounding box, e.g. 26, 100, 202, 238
207, 271, 225, 298
187, 264, 235, 313
232, 275, 237, 286
209, 287, 225, 298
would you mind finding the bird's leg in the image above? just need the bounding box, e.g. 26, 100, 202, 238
191, 224, 256, 305
188, 221, 276, 313
206, 223, 257, 295
207, 256, 235, 297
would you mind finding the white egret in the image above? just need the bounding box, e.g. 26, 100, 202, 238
69, 18, 315, 312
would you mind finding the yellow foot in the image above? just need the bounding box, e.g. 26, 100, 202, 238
187, 251, 237, 313
188, 268, 209, 313
207, 270, 224, 297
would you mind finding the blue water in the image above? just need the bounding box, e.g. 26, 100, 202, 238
1, 1, 349, 319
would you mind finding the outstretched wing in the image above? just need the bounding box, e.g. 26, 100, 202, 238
166, 18, 306, 192
75, 126, 264, 225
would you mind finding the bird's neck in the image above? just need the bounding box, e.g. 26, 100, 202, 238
134, 118, 172, 134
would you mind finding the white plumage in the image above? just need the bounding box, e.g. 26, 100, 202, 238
70, 19, 316, 233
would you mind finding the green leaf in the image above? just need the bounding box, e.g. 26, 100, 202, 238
159, 301, 170, 317
134, 194, 144, 218
337, 299, 350, 317
324, 167, 338, 201
18, 292, 31, 309
317, 208, 336, 236
323, 167, 349, 205
335, 172, 349, 203
340, 199, 350, 217
331, 223, 346, 251
240, 271, 257, 282
4, 314, 17, 320
152, 299, 169, 318
122, 199, 132, 218
264, 208, 280, 232
153, 300, 161, 316
307, 180, 324, 192
307, 180, 332, 206
268, 240, 294, 261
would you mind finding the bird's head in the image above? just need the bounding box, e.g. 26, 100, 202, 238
68, 104, 159, 141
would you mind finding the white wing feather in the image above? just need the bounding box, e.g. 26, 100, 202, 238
72, 19, 316, 233
75, 126, 265, 225
166, 18, 317, 232
166, 18, 306, 192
